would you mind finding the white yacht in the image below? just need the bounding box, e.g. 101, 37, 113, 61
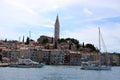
9, 59, 44, 68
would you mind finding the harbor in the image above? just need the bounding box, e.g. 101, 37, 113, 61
0, 0, 120, 80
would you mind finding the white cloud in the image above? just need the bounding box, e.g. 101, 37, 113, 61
1, 0, 76, 27
83, 8, 93, 16
1, 0, 120, 27
43, 24, 54, 28
4, 0, 37, 15
11, 0, 75, 13
100, 23, 120, 52
76, 0, 120, 12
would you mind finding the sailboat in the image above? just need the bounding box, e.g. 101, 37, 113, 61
81, 27, 111, 70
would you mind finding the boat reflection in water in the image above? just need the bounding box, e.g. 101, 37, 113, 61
9, 59, 44, 68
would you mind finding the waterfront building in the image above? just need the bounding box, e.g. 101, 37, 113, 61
110, 53, 120, 66
1, 48, 11, 60
37, 49, 50, 63
81, 52, 100, 62
37, 49, 64, 65
0, 39, 120, 66
69, 51, 82, 65
63, 50, 70, 65
50, 49, 64, 65
30, 49, 38, 62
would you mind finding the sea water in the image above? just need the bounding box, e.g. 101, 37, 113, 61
0, 66, 120, 80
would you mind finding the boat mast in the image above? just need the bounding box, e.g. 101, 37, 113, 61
99, 27, 107, 53
98, 27, 102, 66
98, 27, 109, 66
98, 27, 101, 52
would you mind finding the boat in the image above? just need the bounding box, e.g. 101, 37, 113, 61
81, 27, 111, 70
81, 61, 111, 70
0, 63, 9, 67
9, 58, 44, 68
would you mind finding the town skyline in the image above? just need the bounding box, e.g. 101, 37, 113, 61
0, 0, 120, 53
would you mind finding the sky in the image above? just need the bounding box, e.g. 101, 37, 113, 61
0, 0, 120, 53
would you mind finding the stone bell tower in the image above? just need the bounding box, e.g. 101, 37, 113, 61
54, 15, 60, 49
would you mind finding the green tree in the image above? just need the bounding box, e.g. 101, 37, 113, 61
25, 37, 30, 45
4, 38, 7, 42
58, 38, 80, 50
58, 38, 66, 43
71, 38, 79, 45
82, 42, 85, 48
76, 44, 81, 50
85, 43, 97, 51
66, 38, 71, 42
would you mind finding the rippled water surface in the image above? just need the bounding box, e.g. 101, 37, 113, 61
0, 66, 120, 80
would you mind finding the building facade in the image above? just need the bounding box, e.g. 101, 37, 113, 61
69, 51, 82, 65
37, 49, 64, 65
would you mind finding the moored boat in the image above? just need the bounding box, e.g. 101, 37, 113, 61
0, 63, 9, 67
9, 59, 44, 68
81, 61, 111, 70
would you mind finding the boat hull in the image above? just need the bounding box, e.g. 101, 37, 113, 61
0, 63, 9, 67
9, 64, 44, 68
81, 66, 111, 70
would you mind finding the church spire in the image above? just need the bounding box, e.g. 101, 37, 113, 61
54, 15, 60, 49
